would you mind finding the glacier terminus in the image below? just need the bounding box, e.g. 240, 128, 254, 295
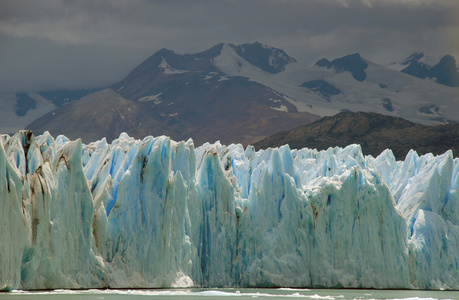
1, 130, 459, 290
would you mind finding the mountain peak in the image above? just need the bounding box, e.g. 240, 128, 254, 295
401, 52, 424, 65
437, 54, 457, 67
192, 43, 225, 60
230, 42, 297, 74
348, 53, 363, 59
400, 53, 459, 86
430, 54, 459, 87
124, 48, 179, 75
315, 53, 368, 82
155, 48, 176, 57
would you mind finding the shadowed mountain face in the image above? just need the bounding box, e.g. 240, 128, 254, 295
15, 93, 36, 116
400, 52, 430, 79
401, 53, 459, 87
232, 42, 297, 74
300, 80, 342, 101
315, 53, 368, 81
430, 55, 459, 87
254, 111, 459, 160
27, 43, 318, 145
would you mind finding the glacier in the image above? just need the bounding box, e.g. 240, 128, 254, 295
1, 130, 459, 290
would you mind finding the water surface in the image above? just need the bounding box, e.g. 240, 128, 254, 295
1, 288, 457, 300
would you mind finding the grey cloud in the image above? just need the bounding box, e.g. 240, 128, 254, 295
0, 0, 458, 92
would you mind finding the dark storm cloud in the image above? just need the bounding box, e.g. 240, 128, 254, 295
0, 0, 458, 92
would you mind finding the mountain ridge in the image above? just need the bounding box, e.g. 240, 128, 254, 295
254, 111, 459, 160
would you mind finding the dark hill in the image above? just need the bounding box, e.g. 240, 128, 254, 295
254, 111, 459, 160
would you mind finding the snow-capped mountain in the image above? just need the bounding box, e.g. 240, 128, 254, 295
213, 46, 459, 124
12, 42, 459, 145
27, 43, 319, 145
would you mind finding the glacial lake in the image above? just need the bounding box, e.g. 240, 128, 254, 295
1, 288, 457, 300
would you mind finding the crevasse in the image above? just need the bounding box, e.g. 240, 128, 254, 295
1, 130, 458, 290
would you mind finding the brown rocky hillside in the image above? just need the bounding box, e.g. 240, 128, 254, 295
254, 111, 459, 160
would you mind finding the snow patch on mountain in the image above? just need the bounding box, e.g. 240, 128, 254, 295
159, 57, 190, 75
271, 105, 288, 112
138, 92, 163, 102
0, 93, 56, 134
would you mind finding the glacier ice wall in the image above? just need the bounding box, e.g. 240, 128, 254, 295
1, 130, 459, 290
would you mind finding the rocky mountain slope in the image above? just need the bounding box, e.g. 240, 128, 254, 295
25, 89, 164, 143
254, 111, 459, 160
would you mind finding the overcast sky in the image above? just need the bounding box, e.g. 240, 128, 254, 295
1, 0, 458, 93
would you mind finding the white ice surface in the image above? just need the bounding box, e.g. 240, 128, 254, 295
1, 131, 459, 290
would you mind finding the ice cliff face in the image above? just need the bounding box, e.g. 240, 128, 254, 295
1, 131, 459, 290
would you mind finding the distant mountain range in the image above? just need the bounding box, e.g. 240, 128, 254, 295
254, 111, 459, 160
1, 42, 458, 146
